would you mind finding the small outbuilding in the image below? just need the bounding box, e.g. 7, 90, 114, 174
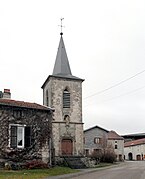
107, 131, 124, 161
124, 138, 145, 160
84, 125, 124, 161
0, 98, 54, 167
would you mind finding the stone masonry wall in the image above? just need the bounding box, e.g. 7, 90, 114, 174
51, 77, 84, 156
84, 128, 108, 154
44, 77, 83, 123
43, 77, 84, 156
0, 106, 52, 164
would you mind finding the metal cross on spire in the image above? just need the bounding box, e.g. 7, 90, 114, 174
59, 18, 64, 35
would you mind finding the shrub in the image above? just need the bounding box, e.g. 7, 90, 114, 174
101, 149, 116, 163
4, 162, 12, 170
90, 151, 102, 164
90, 148, 116, 164
25, 160, 48, 169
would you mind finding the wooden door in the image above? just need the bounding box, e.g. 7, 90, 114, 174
136, 155, 141, 160
61, 139, 73, 155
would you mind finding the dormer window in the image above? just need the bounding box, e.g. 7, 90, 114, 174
63, 89, 70, 108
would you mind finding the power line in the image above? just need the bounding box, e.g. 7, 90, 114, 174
102, 85, 145, 103
84, 69, 145, 100
84, 84, 145, 108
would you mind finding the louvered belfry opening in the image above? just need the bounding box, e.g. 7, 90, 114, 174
63, 89, 70, 108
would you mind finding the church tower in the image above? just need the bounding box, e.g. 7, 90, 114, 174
41, 32, 84, 158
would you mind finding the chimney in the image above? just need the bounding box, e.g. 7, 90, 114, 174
3, 89, 11, 99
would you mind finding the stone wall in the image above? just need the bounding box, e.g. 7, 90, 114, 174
0, 105, 52, 164
47, 77, 84, 156
43, 77, 83, 123
108, 139, 124, 161
84, 127, 108, 153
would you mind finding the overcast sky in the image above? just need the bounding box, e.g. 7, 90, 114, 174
1, 0, 145, 135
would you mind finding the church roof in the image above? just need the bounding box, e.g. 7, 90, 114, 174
53, 35, 72, 76
52, 34, 83, 80
42, 34, 84, 89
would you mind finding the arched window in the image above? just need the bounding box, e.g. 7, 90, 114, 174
46, 90, 49, 106
63, 89, 70, 108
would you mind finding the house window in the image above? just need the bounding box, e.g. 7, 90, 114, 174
17, 126, 24, 147
10, 125, 31, 149
85, 149, 89, 156
63, 89, 70, 108
94, 137, 102, 144
93, 148, 102, 155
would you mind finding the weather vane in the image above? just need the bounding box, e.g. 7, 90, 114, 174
59, 18, 64, 35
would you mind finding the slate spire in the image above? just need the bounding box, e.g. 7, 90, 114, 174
52, 33, 72, 76
41, 31, 84, 89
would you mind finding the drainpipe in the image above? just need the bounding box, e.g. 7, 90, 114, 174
49, 137, 52, 167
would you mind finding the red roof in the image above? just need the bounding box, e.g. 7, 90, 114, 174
0, 98, 50, 111
124, 138, 145, 147
108, 130, 124, 140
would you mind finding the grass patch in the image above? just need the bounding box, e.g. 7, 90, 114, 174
0, 167, 78, 179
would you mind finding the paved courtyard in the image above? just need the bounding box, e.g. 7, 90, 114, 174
71, 161, 145, 179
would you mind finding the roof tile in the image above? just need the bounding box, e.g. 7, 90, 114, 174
124, 138, 145, 147
0, 98, 50, 111
108, 130, 124, 140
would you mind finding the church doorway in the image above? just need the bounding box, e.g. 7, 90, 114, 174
61, 139, 73, 155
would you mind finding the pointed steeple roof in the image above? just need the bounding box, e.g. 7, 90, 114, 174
41, 33, 84, 89
53, 34, 72, 76
51, 33, 83, 81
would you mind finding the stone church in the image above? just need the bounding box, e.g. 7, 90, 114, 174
0, 31, 85, 168
41, 32, 84, 158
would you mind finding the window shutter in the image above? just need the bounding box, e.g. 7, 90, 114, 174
10, 126, 17, 148
63, 90, 70, 108
94, 137, 96, 144
99, 138, 102, 144
25, 127, 31, 148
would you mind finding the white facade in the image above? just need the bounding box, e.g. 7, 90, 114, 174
124, 143, 145, 160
